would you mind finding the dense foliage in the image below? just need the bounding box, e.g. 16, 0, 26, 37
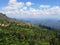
0, 13, 60, 45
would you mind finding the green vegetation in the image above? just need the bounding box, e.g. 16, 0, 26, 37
0, 13, 60, 45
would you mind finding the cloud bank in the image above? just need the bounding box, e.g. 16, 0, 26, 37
0, 0, 60, 18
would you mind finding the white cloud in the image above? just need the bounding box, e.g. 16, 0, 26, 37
40, 5, 50, 8
26, 2, 34, 6
0, 0, 60, 18
22, 7, 27, 11
9, 0, 17, 5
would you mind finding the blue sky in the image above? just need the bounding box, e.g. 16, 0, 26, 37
0, 0, 60, 19
0, 0, 60, 7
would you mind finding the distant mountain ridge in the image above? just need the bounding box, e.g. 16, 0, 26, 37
18, 18, 60, 30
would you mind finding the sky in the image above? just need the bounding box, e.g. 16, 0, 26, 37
0, 0, 60, 19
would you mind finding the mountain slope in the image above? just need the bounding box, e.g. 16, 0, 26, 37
0, 13, 60, 45
20, 18, 60, 30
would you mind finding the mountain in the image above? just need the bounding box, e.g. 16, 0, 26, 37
0, 13, 60, 45
18, 18, 60, 30
0, 13, 32, 27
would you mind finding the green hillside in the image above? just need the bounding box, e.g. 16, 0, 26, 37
0, 13, 60, 45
